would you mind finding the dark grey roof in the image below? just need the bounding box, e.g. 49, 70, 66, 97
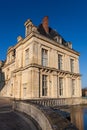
37, 24, 58, 38
37, 24, 67, 46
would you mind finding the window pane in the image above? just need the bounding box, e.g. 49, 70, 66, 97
70, 59, 74, 72
72, 79, 75, 95
42, 75, 47, 96
58, 54, 62, 70
59, 77, 63, 96
25, 49, 29, 65
42, 49, 48, 66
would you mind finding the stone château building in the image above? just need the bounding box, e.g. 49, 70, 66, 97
0, 16, 82, 99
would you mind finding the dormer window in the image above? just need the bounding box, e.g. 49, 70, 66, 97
54, 36, 59, 42
59, 38, 62, 44
54, 36, 62, 44
67, 42, 72, 49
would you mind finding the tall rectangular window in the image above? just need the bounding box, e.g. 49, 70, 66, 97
42, 49, 48, 66
42, 75, 47, 96
70, 59, 74, 72
58, 54, 62, 70
59, 77, 63, 96
25, 49, 29, 66
71, 79, 75, 96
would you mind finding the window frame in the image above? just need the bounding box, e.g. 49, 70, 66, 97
71, 79, 75, 96
42, 48, 48, 66
70, 59, 74, 72
58, 54, 63, 70
25, 48, 29, 66
42, 75, 48, 96
59, 77, 63, 96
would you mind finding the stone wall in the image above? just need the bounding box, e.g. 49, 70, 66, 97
13, 101, 78, 130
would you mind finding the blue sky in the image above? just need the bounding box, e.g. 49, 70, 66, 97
0, 0, 87, 88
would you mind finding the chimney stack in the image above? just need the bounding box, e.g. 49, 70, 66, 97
42, 16, 49, 33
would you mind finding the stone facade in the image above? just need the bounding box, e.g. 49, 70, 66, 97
0, 16, 82, 99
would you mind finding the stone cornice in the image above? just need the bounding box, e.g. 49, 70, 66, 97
2, 60, 15, 69
32, 32, 80, 56
11, 32, 35, 50
12, 63, 81, 77
7, 31, 80, 56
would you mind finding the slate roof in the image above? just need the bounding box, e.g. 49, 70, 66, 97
37, 24, 67, 47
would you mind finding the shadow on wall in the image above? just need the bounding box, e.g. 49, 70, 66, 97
0, 61, 5, 91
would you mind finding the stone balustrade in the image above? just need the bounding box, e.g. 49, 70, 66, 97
24, 97, 82, 107
12, 97, 87, 130
13, 100, 78, 130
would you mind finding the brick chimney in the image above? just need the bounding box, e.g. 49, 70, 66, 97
42, 16, 49, 33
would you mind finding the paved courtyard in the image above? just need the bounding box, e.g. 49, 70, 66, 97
0, 98, 40, 130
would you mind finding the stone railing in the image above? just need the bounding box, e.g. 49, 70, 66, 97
24, 97, 82, 107
13, 101, 78, 130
